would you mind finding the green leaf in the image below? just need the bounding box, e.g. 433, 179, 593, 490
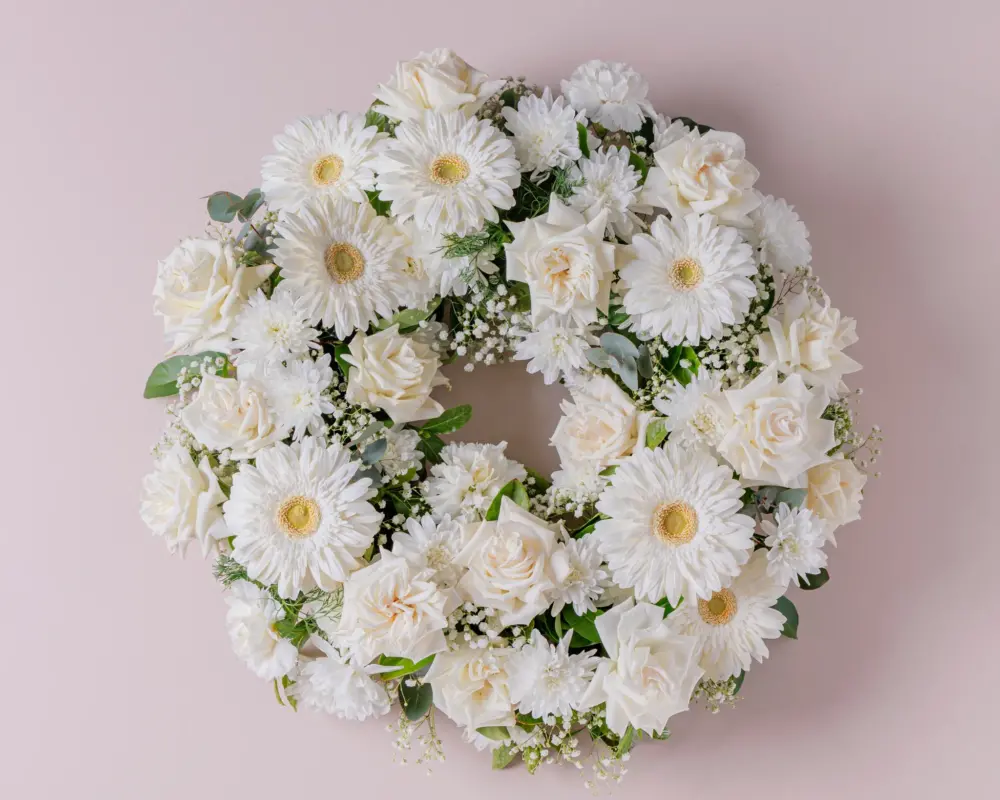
732, 670, 746, 694
206, 191, 242, 223
562, 607, 601, 643
492, 743, 516, 770
636, 345, 653, 378
615, 357, 639, 391
365, 189, 392, 216
577, 122, 590, 159
776, 488, 808, 509
600, 332, 640, 361
772, 595, 799, 639
798, 568, 830, 591
361, 438, 387, 465
378, 654, 434, 681
645, 417, 669, 449
398, 681, 433, 721
525, 467, 552, 492
627, 149, 649, 183
675, 116, 714, 134
281, 675, 298, 711
615, 726, 635, 758
237, 188, 263, 222
272, 618, 310, 647
485, 479, 530, 521
599, 465, 617, 477
606, 304, 629, 327
508, 280, 532, 313
416, 431, 445, 464
571, 513, 603, 538
375, 297, 441, 332
655, 595, 679, 616
143, 351, 228, 398
586, 348, 612, 369
419, 405, 472, 435
476, 725, 510, 742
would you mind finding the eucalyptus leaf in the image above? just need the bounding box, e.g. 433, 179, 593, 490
206, 191, 242, 223
485, 479, 530, 521
143, 352, 228, 398
772, 595, 799, 639
398, 681, 433, 721
600, 332, 640, 361
237, 188, 263, 221
776, 488, 808, 508
361, 438, 387, 465
586, 348, 612, 369
637, 344, 653, 378
419, 404, 472, 435
355, 465, 383, 488
378, 654, 434, 681
616, 357, 639, 391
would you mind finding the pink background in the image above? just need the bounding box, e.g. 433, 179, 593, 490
2, 0, 998, 796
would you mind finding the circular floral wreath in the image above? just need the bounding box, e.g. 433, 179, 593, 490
141, 49, 881, 782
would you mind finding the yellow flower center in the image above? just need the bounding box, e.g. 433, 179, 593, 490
311, 154, 344, 186
698, 589, 738, 625
652, 501, 698, 545
430, 154, 470, 185
276, 496, 320, 539
669, 257, 703, 291
324, 242, 366, 283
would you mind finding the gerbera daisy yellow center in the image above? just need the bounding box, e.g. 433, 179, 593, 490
430, 153, 470, 185
669, 257, 703, 291
276, 496, 320, 538
311, 154, 344, 186
653, 501, 698, 545
324, 242, 366, 283
698, 589, 738, 625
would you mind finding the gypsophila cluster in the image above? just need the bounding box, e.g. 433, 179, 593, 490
141, 48, 878, 784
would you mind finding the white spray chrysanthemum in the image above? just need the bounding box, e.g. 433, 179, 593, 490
761, 502, 831, 586
391, 513, 470, 588
231, 287, 318, 371
501, 87, 582, 180
507, 631, 602, 719
748, 192, 812, 274
513, 316, 598, 385
561, 60, 654, 132
652, 367, 734, 451
568, 146, 647, 241
260, 354, 335, 440
550, 533, 607, 616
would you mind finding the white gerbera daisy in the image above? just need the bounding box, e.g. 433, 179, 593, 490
272, 196, 408, 338
568, 146, 647, 241
261, 112, 383, 213
294, 639, 392, 721
260, 354, 335, 440
374, 111, 521, 237
652, 367, 734, 450
225, 436, 381, 599
550, 534, 607, 616
231, 287, 318, 370
561, 60, 654, 132
507, 631, 602, 719
513, 316, 598, 385
748, 192, 811, 274
501, 88, 582, 180
761, 502, 831, 586
594, 442, 754, 605
391, 513, 469, 587
621, 213, 757, 345
424, 441, 527, 521
666, 549, 786, 680
225, 580, 299, 680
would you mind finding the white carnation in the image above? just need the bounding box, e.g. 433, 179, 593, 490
225, 580, 298, 680
560, 60, 654, 132
748, 192, 811, 274
295, 639, 392, 722
550, 534, 607, 616
424, 442, 527, 522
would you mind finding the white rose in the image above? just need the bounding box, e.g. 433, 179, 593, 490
373, 48, 505, 123
425, 643, 515, 731
640, 129, 761, 227
180, 373, 284, 459
225, 580, 298, 680
140, 443, 228, 556
455, 498, 561, 626
551, 374, 652, 484
153, 238, 271, 355
758, 290, 861, 398
581, 598, 703, 736
294, 639, 392, 721
805, 456, 867, 530
505, 196, 617, 326
338, 551, 456, 665
718, 365, 836, 487
344, 324, 448, 424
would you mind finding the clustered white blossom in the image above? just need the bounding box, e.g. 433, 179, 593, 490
141, 49, 877, 783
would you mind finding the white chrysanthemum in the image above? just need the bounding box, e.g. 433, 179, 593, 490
501, 88, 582, 179
666, 550, 786, 680
225, 436, 381, 599
561, 60, 654, 132
380, 425, 422, 479
272, 196, 408, 338
652, 367, 734, 450
652, 114, 688, 152
392, 514, 469, 587
507, 631, 601, 719
748, 192, 811, 274
231, 287, 318, 370
140, 444, 228, 557
762, 502, 831, 586
260, 354, 335, 440
594, 443, 754, 605
294, 639, 392, 721
550, 534, 607, 616
225, 580, 299, 680
260, 112, 383, 213
621, 213, 757, 345
568, 146, 647, 241
513, 316, 598, 385
374, 111, 521, 237
424, 442, 527, 521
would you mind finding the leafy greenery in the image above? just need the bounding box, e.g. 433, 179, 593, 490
378, 654, 434, 681
398, 681, 433, 721
143, 352, 228, 398
772, 595, 799, 639
365, 189, 392, 217
798, 568, 830, 591
561, 607, 601, 643
206, 189, 263, 224
577, 122, 590, 158
440, 222, 509, 260
732, 670, 746, 694
375, 297, 441, 333
213, 554, 250, 587
476, 725, 510, 741
645, 417, 669, 449
492, 743, 516, 770
776, 488, 807, 508
485, 479, 530, 521
419, 404, 472, 435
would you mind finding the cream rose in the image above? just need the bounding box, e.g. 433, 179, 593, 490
758, 290, 861, 399
180, 373, 284, 459
455, 498, 560, 626
718, 365, 837, 487
805, 456, 867, 530
425, 643, 515, 731
551, 374, 652, 485
373, 48, 505, 123
153, 237, 271, 355
140, 444, 228, 556
344, 324, 447, 424
581, 599, 703, 736
640, 129, 761, 226
338, 552, 456, 664
505, 196, 617, 326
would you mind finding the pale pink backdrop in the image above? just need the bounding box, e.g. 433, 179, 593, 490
2, 1, 997, 797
